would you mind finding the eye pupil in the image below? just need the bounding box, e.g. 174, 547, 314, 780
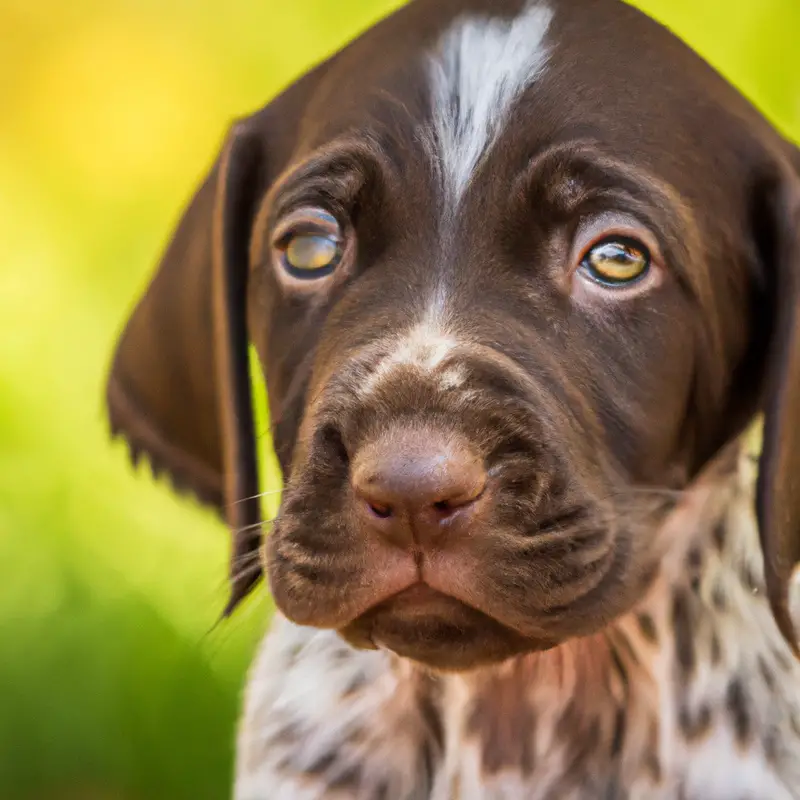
286, 235, 340, 272
582, 238, 649, 285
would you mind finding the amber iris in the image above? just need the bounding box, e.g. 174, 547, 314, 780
580, 237, 650, 285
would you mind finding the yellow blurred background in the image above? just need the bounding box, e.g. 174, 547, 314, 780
0, 1, 798, 798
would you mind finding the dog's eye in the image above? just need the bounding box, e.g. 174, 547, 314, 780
579, 237, 650, 286
275, 209, 343, 279
285, 233, 341, 274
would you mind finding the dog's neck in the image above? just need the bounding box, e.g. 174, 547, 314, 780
433, 429, 800, 798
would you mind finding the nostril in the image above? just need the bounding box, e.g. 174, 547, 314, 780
368, 501, 392, 519
431, 479, 486, 517
431, 498, 460, 520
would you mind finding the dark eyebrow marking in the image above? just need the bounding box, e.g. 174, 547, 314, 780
513, 139, 686, 227
268, 144, 373, 223
252, 135, 406, 271
509, 138, 703, 296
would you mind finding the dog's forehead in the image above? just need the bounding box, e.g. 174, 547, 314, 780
277, 0, 764, 221
257, 0, 762, 392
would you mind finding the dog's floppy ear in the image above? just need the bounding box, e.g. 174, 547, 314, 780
106, 118, 266, 610
755, 142, 800, 655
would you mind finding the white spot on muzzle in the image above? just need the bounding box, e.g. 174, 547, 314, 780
359, 322, 460, 397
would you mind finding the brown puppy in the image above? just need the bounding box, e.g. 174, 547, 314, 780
107, 0, 800, 796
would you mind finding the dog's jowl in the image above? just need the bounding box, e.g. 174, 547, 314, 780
106, 0, 800, 797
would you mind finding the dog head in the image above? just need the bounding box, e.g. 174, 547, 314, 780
107, 0, 800, 671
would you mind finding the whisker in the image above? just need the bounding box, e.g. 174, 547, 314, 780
622, 486, 687, 498
198, 558, 262, 607
226, 563, 265, 594
194, 520, 274, 606
229, 488, 284, 509
228, 548, 266, 580
200, 591, 269, 662
228, 547, 263, 569
233, 517, 276, 536
602, 485, 688, 506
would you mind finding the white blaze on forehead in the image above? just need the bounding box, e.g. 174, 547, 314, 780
360, 4, 553, 396
359, 322, 460, 396
428, 2, 554, 205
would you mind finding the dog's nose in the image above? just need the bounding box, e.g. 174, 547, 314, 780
351, 427, 487, 550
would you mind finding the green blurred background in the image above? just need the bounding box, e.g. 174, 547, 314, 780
0, 0, 798, 798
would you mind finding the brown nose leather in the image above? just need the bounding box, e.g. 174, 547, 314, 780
351, 426, 487, 550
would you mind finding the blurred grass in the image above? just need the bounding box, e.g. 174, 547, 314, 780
0, 0, 797, 798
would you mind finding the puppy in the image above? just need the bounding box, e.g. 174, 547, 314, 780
107, 0, 800, 796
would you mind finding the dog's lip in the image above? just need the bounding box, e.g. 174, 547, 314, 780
346, 582, 473, 631
370, 582, 466, 622
378, 581, 441, 605
419, 540, 615, 639
272, 537, 589, 637
335, 583, 458, 651
349, 581, 527, 640
267, 529, 420, 629
340, 581, 556, 669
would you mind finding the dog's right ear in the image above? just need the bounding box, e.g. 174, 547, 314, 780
106, 117, 267, 604
105, 53, 336, 607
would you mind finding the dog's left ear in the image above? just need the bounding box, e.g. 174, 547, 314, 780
755, 141, 800, 655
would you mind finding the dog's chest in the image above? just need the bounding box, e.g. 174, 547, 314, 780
236, 585, 800, 800
434, 713, 795, 800
431, 618, 798, 800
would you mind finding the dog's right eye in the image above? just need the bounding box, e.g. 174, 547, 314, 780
274, 208, 344, 280
283, 232, 341, 276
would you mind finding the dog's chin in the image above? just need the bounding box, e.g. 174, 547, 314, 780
337, 585, 555, 672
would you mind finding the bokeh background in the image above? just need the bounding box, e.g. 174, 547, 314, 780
1, 0, 798, 798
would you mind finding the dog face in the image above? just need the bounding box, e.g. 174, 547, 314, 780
108, 0, 800, 671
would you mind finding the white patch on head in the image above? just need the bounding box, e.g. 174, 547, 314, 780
428, 2, 554, 205
439, 364, 467, 391
359, 321, 460, 397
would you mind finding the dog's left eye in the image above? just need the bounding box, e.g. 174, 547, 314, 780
579, 237, 650, 286
275, 208, 343, 279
